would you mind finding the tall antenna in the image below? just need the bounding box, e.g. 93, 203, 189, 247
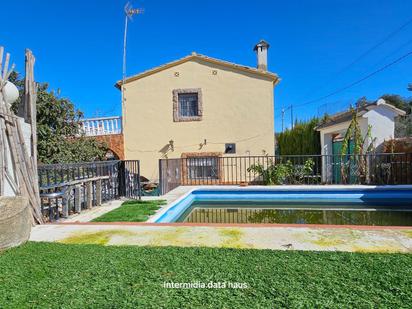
122, 2, 143, 128
122, 2, 144, 83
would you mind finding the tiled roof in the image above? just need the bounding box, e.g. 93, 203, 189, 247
315, 99, 406, 130
115, 52, 280, 88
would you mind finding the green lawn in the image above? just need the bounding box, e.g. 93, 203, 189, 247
92, 200, 166, 222
0, 242, 411, 308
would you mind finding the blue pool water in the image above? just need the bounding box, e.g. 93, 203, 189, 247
153, 187, 412, 226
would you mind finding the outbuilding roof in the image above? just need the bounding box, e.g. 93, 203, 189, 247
315, 99, 406, 130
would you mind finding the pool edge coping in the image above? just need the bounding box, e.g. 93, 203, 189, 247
54, 221, 412, 230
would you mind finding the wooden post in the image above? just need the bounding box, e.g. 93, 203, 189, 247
86, 181, 93, 209
96, 180, 102, 206
26, 50, 40, 200
62, 192, 69, 218
74, 185, 81, 213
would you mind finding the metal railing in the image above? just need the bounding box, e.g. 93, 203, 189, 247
119, 160, 141, 200
159, 153, 412, 194
79, 116, 122, 136
38, 160, 140, 222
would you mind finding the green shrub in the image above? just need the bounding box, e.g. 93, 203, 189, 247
277, 118, 320, 155
248, 158, 315, 185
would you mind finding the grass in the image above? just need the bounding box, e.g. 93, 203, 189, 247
91, 199, 166, 222
0, 242, 411, 308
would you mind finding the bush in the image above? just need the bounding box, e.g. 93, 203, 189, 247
248, 158, 315, 185
276, 118, 321, 155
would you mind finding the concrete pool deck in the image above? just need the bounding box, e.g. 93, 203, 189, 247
29, 185, 412, 253
30, 223, 412, 252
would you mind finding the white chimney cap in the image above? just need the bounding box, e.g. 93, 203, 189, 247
254, 40, 270, 51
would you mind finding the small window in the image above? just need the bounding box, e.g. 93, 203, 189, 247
173, 88, 203, 122
178, 93, 199, 117
225, 143, 236, 154
187, 157, 219, 179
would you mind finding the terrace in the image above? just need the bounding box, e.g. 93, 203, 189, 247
79, 116, 122, 136
79, 116, 125, 159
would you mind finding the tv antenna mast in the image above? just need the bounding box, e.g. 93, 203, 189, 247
123, 2, 144, 83
122, 2, 143, 126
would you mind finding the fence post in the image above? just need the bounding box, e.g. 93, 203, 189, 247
137, 161, 141, 200
158, 159, 163, 196
96, 179, 102, 206
118, 161, 125, 198
74, 185, 81, 213
62, 192, 69, 218
86, 181, 93, 209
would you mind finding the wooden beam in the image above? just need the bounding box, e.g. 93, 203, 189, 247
0, 46, 43, 224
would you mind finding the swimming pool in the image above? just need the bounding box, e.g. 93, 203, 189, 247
150, 186, 412, 226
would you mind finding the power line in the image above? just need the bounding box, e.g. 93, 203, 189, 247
275, 50, 412, 120
371, 37, 412, 68
293, 50, 412, 108
275, 18, 412, 126
298, 16, 412, 102
335, 16, 412, 76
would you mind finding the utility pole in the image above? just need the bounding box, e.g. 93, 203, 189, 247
290, 105, 294, 129
122, 2, 143, 128
281, 108, 285, 132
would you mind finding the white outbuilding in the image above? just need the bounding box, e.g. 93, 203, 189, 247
315, 99, 406, 183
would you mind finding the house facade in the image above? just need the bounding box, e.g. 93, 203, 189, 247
316, 99, 406, 182
117, 41, 280, 180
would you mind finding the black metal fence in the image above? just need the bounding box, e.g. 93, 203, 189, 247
119, 160, 141, 199
38, 160, 140, 222
159, 153, 412, 195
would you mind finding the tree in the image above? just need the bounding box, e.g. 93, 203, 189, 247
380, 94, 411, 114
9, 72, 107, 164
277, 118, 321, 155
355, 96, 369, 107
353, 94, 411, 114
352, 93, 411, 138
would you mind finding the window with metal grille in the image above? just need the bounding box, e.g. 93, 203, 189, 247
178, 93, 199, 117
187, 157, 219, 179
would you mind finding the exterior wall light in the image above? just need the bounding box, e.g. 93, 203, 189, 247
169, 140, 174, 152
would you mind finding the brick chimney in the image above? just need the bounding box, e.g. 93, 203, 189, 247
253, 40, 270, 71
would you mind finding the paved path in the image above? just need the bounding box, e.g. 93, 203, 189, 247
61, 200, 125, 223
62, 196, 168, 223
30, 223, 412, 253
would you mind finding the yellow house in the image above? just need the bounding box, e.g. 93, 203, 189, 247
117, 40, 280, 181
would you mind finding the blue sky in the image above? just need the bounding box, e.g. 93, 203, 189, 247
1, 0, 411, 132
